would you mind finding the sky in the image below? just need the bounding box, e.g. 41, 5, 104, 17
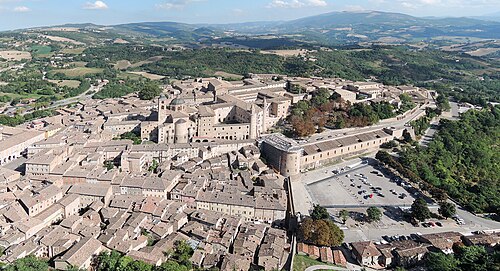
0, 0, 499, 31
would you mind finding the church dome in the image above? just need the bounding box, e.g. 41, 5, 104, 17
170, 98, 186, 106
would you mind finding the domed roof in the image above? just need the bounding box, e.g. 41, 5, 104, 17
176, 119, 187, 124
170, 97, 185, 106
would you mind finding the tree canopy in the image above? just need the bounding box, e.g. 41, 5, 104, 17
411, 198, 431, 222
438, 202, 456, 219
367, 207, 382, 222
310, 204, 330, 220
298, 218, 344, 247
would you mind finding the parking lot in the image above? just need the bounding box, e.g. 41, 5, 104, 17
305, 160, 420, 208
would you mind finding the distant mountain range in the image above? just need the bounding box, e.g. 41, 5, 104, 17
25, 11, 500, 45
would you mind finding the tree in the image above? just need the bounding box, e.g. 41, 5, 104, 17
310, 204, 329, 220
339, 209, 349, 224
168, 240, 193, 269
5, 255, 49, 271
104, 160, 114, 171
426, 252, 459, 271
138, 82, 161, 100
411, 198, 431, 222
402, 129, 413, 143
436, 94, 451, 112
298, 218, 344, 247
367, 207, 382, 222
148, 159, 159, 173
311, 88, 331, 107
438, 202, 456, 219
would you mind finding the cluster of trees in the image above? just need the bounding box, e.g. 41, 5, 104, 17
298, 205, 344, 247
77, 44, 499, 106
409, 198, 456, 222
80, 45, 166, 64
93, 79, 160, 100
0, 109, 55, 126
288, 88, 398, 137
116, 131, 142, 145
410, 108, 440, 136
398, 106, 500, 214
142, 49, 311, 79
95, 241, 193, 271
425, 245, 500, 271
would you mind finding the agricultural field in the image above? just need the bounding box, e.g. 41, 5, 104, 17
40, 34, 85, 45
467, 48, 500, 57
130, 56, 164, 68
50, 67, 103, 77
30, 45, 53, 57
261, 49, 315, 57
48, 79, 81, 88
115, 56, 164, 70
0, 50, 32, 61
61, 48, 86, 54
66, 61, 88, 67
128, 71, 165, 80
115, 60, 132, 70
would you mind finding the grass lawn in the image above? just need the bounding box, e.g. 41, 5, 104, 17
30, 45, 53, 57
50, 67, 103, 77
48, 79, 81, 88
293, 255, 336, 271
0, 92, 43, 100
117, 72, 142, 81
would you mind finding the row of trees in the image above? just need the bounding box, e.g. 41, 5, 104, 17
409, 198, 456, 222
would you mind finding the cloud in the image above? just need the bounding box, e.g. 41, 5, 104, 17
157, 0, 204, 10
13, 6, 30, 12
266, 0, 327, 8
83, 1, 108, 10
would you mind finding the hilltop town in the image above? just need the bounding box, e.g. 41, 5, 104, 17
0, 69, 471, 270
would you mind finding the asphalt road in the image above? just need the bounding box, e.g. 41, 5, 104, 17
305, 265, 349, 271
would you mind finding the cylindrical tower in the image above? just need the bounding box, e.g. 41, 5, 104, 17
174, 119, 189, 143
